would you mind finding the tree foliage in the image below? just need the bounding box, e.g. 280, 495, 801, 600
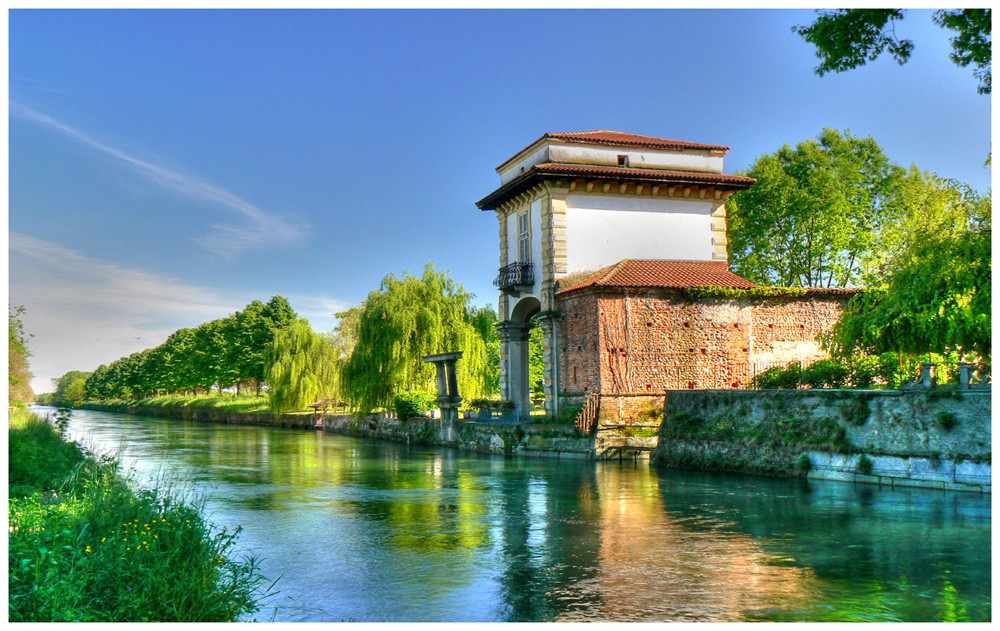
826, 213, 991, 363
469, 305, 501, 395
9, 305, 34, 406
43, 371, 93, 407
728, 128, 904, 287
84, 297, 297, 400
340, 264, 495, 412
797, 9, 991, 94
828, 190, 993, 362
529, 325, 544, 398
266, 319, 340, 415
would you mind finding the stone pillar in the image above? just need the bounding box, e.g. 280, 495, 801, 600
497, 320, 531, 416
534, 311, 561, 419
422, 352, 463, 421
918, 363, 937, 388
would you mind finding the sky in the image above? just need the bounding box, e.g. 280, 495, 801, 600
7, 8, 993, 393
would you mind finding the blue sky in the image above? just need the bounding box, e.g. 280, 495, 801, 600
8, 9, 992, 392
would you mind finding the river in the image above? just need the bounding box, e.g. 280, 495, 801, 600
39, 406, 991, 622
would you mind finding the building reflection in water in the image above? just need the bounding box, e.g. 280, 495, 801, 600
63, 408, 991, 623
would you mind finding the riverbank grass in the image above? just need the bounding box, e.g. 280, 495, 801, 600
8, 409, 272, 622
94, 393, 272, 414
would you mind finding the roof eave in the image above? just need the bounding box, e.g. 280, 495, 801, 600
477, 165, 756, 211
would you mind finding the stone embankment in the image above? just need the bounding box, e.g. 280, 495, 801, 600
650, 388, 991, 493
321, 414, 592, 458
81, 387, 991, 492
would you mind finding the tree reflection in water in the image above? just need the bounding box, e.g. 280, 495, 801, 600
59, 407, 991, 622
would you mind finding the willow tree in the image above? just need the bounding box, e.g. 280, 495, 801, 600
266, 319, 340, 414
827, 194, 991, 364
341, 264, 493, 412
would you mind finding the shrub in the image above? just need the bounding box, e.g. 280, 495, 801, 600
848, 354, 879, 388
802, 359, 850, 388
556, 404, 583, 425
754, 366, 784, 389
856, 454, 874, 476
757, 362, 803, 389
796, 453, 812, 473
936, 411, 959, 432
847, 398, 871, 425
392, 390, 436, 420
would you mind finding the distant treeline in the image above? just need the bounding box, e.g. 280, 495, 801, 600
84, 296, 297, 400
67, 265, 509, 414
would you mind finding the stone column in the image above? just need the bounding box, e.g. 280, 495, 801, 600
422, 352, 463, 421
918, 363, 937, 388
534, 311, 561, 419
497, 320, 532, 415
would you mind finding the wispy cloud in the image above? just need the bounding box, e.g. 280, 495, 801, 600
10, 233, 245, 391
9, 234, 353, 394
10, 101, 307, 258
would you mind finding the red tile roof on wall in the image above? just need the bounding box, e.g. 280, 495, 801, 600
497, 130, 730, 171
557, 259, 759, 294
476, 163, 756, 210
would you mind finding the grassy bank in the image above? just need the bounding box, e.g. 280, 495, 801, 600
84, 393, 272, 414
8, 409, 273, 622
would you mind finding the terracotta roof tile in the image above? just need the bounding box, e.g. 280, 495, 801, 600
557, 259, 758, 294
546, 130, 730, 152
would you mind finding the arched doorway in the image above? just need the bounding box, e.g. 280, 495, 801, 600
501, 297, 540, 416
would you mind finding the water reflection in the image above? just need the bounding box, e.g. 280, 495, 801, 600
51, 407, 990, 622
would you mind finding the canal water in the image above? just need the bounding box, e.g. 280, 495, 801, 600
42, 406, 991, 622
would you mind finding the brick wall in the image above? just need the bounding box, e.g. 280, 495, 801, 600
558, 290, 603, 395
556, 288, 851, 395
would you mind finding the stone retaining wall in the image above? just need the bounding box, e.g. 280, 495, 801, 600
652, 388, 991, 493
321, 414, 593, 458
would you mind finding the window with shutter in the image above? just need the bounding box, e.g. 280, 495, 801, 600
518, 212, 530, 263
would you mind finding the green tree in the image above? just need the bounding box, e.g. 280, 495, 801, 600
796, 9, 991, 94
529, 325, 544, 399
468, 305, 501, 396
827, 194, 991, 363
9, 305, 34, 406
265, 319, 340, 414
341, 264, 493, 412
51, 371, 93, 407
80, 296, 297, 400
728, 128, 903, 287
872, 167, 991, 277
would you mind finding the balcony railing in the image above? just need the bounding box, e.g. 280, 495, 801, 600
493, 262, 534, 291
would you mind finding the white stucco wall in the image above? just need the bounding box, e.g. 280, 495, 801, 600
499, 145, 551, 184
548, 144, 723, 173
498, 141, 724, 183
506, 212, 518, 266
502, 200, 544, 299
564, 194, 714, 273
530, 199, 543, 295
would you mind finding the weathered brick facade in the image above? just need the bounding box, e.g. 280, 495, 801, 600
556, 287, 853, 397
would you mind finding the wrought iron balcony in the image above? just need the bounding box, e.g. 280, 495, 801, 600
493, 262, 534, 291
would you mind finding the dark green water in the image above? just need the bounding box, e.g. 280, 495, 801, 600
45, 406, 991, 622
